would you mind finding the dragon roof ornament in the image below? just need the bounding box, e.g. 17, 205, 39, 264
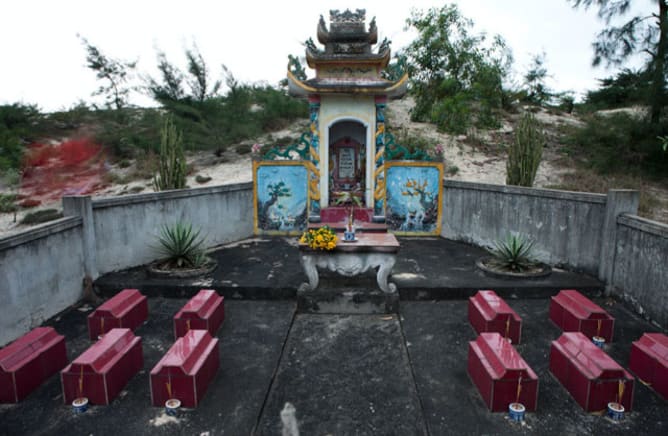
330, 9, 366, 23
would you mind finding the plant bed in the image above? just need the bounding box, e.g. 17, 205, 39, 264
476, 256, 551, 279
147, 258, 217, 279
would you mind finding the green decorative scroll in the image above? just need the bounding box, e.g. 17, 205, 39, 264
262, 132, 311, 160
384, 132, 433, 161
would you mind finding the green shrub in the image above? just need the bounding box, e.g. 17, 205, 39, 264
154, 222, 209, 268
506, 112, 544, 187
235, 144, 252, 154
487, 233, 537, 272
0, 193, 17, 213
20, 209, 63, 225
567, 112, 668, 175
153, 116, 187, 191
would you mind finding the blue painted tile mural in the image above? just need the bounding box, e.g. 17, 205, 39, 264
385, 162, 443, 235
254, 162, 309, 235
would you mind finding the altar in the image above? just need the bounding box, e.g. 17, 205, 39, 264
298, 232, 399, 294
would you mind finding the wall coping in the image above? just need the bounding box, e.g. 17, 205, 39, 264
0, 217, 82, 251
618, 214, 668, 238
90, 182, 253, 210
443, 179, 607, 204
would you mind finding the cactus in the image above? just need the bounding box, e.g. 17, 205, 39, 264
153, 116, 187, 191
506, 112, 544, 187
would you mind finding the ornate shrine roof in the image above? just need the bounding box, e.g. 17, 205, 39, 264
287, 9, 407, 99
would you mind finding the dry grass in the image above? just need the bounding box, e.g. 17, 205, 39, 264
547, 169, 668, 221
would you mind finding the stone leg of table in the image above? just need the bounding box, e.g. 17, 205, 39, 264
299, 252, 397, 294
298, 252, 399, 314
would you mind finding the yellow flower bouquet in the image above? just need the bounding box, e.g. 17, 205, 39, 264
299, 225, 338, 250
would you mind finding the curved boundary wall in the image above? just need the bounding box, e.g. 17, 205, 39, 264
1, 179, 666, 346
441, 180, 666, 329
0, 182, 253, 346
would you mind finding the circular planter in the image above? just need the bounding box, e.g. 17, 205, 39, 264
147, 259, 217, 279
475, 257, 551, 279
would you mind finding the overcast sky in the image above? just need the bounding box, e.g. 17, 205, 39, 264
0, 0, 651, 112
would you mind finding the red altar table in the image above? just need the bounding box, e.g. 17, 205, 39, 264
549, 290, 614, 342
467, 332, 538, 412
468, 290, 522, 344
550, 332, 634, 412
629, 333, 668, 400
173, 290, 225, 339
61, 328, 143, 405
0, 327, 68, 403
87, 289, 148, 340
150, 330, 219, 408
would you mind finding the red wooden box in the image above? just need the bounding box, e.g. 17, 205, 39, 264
61, 328, 143, 405
173, 290, 225, 339
0, 327, 68, 403
629, 333, 668, 400
550, 332, 634, 412
467, 332, 538, 412
150, 330, 219, 408
549, 290, 614, 342
468, 290, 522, 344
87, 289, 148, 340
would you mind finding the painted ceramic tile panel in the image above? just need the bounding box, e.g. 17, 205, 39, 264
254, 162, 309, 235
385, 162, 443, 235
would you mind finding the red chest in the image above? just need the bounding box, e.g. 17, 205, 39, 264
0, 327, 68, 403
629, 332, 668, 400
550, 332, 634, 412
549, 290, 614, 342
468, 290, 522, 344
173, 290, 225, 339
467, 332, 538, 412
87, 289, 148, 340
150, 330, 219, 408
61, 328, 143, 405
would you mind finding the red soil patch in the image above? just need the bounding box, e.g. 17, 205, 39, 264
20, 138, 107, 205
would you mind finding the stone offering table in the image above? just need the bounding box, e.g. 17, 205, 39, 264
298, 232, 400, 294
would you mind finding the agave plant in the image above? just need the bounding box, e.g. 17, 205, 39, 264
155, 222, 209, 269
487, 233, 537, 272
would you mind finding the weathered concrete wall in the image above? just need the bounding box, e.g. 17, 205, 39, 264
611, 215, 668, 327
441, 180, 608, 275
0, 218, 85, 346
90, 183, 253, 274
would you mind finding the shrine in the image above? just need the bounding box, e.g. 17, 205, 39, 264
286, 8, 408, 223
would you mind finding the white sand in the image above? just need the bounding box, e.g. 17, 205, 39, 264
1, 98, 666, 238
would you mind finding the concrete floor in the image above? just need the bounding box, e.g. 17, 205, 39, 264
1, 237, 666, 435
1, 298, 666, 435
